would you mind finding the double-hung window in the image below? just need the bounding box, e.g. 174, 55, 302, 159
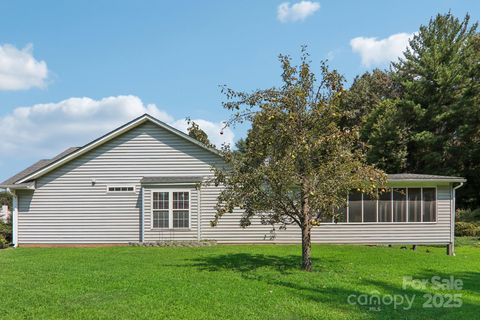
152, 190, 190, 229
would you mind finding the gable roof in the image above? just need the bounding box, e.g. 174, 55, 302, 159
3, 114, 221, 185
387, 173, 466, 183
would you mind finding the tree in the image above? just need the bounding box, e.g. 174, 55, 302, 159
361, 99, 411, 173
392, 12, 480, 208
341, 69, 400, 128
186, 118, 215, 148
211, 49, 386, 271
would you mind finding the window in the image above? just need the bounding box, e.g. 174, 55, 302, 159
393, 188, 407, 222
152, 190, 190, 229
173, 192, 189, 228
108, 186, 134, 192
423, 188, 436, 222
342, 187, 436, 224
378, 190, 392, 222
408, 188, 422, 222
348, 191, 362, 222
153, 192, 169, 228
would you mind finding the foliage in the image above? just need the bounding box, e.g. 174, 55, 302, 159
455, 221, 480, 237
212, 49, 386, 270
349, 12, 480, 209
233, 138, 247, 155
341, 69, 400, 128
361, 99, 410, 172
0, 220, 12, 243
0, 235, 8, 249
0, 192, 12, 209
456, 208, 480, 222
0, 245, 479, 319
186, 118, 215, 148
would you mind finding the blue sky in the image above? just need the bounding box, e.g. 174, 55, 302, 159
0, 0, 479, 181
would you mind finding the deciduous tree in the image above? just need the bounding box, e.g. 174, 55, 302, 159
211, 49, 386, 271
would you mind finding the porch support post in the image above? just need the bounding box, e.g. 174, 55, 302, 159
447, 243, 454, 256
140, 186, 145, 243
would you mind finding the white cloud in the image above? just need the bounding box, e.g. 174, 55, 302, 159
277, 1, 320, 23
0, 95, 233, 169
0, 44, 48, 90
350, 32, 414, 67
172, 118, 234, 148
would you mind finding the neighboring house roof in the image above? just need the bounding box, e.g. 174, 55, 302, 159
1, 147, 80, 185
1, 114, 221, 186
387, 173, 466, 183
141, 176, 204, 184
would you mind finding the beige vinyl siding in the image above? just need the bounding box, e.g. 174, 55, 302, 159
199, 185, 453, 244
17, 122, 220, 244
16, 119, 454, 245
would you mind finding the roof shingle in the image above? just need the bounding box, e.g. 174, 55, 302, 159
1, 147, 80, 185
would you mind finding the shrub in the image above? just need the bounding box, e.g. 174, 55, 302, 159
0, 220, 12, 243
456, 208, 480, 222
0, 235, 9, 249
455, 221, 480, 237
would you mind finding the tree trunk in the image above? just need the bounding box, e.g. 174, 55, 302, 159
301, 222, 312, 271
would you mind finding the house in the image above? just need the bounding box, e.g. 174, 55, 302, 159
0, 114, 465, 254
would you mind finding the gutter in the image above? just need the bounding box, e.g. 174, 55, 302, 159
0, 182, 35, 190
388, 179, 467, 183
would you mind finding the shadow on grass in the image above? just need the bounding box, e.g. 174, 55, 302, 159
409, 270, 480, 295
189, 253, 379, 317
360, 270, 480, 319
189, 253, 480, 319
191, 253, 307, 273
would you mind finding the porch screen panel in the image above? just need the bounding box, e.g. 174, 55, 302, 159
363, 193, 377, 222
393, 188, 407, 222
336, 203, 347, 223
348, 191, 362, 222
423, 188, 436, 222
408, 188, 422, 222
378, 190, 392, 222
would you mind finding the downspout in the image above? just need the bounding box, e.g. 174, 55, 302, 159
140, 186, 145, 243
7, 188, 18, 248
450, 182, 464, 256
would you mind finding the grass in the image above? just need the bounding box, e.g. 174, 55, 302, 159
0, 242, 479, 320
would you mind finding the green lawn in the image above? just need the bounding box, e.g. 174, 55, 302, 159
0, 242, 479, 320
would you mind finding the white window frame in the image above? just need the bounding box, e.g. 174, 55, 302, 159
150, 189, 191, 230
106, 185, 137, 193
